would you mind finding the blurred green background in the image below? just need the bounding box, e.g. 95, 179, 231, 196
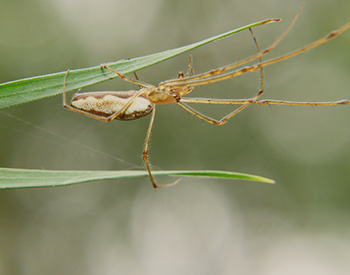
1, 0, 350, 274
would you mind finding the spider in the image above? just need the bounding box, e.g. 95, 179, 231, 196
63, 6, 350, 188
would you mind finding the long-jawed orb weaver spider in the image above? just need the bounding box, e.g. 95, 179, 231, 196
63, 5, 350, 188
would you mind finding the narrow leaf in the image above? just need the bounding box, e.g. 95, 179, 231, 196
0, 168, 275, 189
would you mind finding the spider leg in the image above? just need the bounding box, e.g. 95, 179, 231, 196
186, 55, 195, 77
101, 64, 155, 89
133, 71, 144, 89
249, 27, 264, 99
174, 56, 196, 96
217, 27, 266, 120
177, 101, 243, 125
178, 97, 350, 125
62, 69, 70, 108
143, 106, 180, 188
184, 55, 195, 94
176, 55, 195, 79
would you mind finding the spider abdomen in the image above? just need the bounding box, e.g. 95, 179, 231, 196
71, 91, 154, 120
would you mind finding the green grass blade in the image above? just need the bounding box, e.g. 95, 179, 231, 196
0, 168, 275, 189
0, 18, 280, 109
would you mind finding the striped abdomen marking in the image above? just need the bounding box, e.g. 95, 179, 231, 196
70, 91, 154, 121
